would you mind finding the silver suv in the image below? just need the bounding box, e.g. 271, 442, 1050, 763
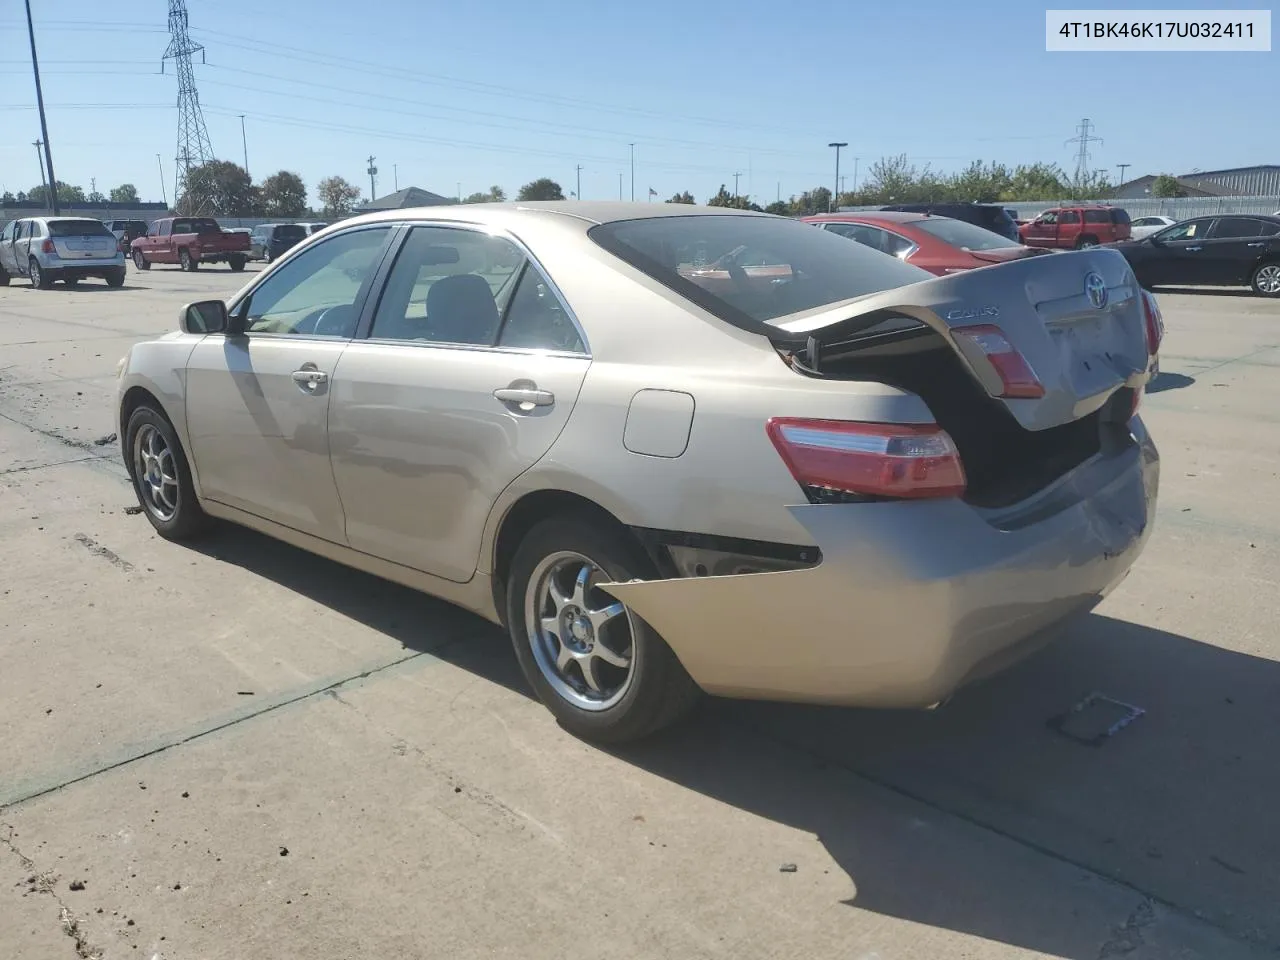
0, 216, 127, 289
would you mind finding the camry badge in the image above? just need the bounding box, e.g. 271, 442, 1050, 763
1084, 272, 1108, 309
945, 305, 999, 322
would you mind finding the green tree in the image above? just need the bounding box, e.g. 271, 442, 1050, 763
1001, 163, 1071, 201
27, 181, 86, 206
764, 200, 790, 216
666, 190, 695, 204
87, 190, 106, 204
317, 175, 362, 217
1151, 174, 1186, 198
705, 185, 760, 210
462, 185, 506, 203
109, 183, 140, 203
786, 186, 833, 216
517, 178, 565, 201
179, 160, 256, 216
1, 191, 16, 204
259, 170, 308, 217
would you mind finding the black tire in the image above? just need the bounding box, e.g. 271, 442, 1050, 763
106, 267, 126, 288
28, 258, 52, 290
505, 517, 701, 743
62, 276, 79, 287
0, 265, 9, 286
133, 249, 150, 271
263, 247, 274, 264
1075, 235, 1100, 249
124, 404, 210, 541
1250, 262, 1280, 298
179, 248, 198, 271
228, 254, 247, 272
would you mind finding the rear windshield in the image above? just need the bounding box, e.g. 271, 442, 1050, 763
912, 216, 1020, 251
275, 225, 306, 239
172, 218, 221, 234
1109, 208, 1131, 224
588, 214, 929, 330
48, 219, 112, 237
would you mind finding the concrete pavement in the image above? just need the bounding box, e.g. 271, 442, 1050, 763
1, 265, 1277, 959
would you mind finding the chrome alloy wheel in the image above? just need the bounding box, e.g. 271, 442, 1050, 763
1256, 264, 1280, 295
525, 551, 636, 711
133, 423, 180, 522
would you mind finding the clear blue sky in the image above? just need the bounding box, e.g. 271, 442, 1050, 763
0, 0, 1274, 207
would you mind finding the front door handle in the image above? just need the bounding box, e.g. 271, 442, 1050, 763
1185, 246, 1202, 252
291, 368, 328, 390
1248, 241, 1266, 248
493, 387, 554, 407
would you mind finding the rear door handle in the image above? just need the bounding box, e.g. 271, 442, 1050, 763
493, 387, 554, 407
1248, 241, 1266, 248
291, 368, 328, 389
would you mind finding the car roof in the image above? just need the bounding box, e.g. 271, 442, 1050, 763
805, 211, 930, 225
338, 200, 773, 232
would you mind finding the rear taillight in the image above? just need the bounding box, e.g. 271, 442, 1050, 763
767, 418, 966, 501
950, 324, 1045, 399
1140, 289, 1164, 355
41, 239, 55, 255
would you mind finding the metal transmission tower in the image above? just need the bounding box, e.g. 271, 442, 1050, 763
162, 0, 214, 209
1066, 118, 1103, 195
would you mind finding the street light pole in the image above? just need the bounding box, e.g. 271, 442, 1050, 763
733, 172, 741, 199
24, 0, 60, 215
238, 114, 249, 177
618, 173, 623, 201
629, 143, 635, 201
828, 142, 847, 213
576, 164, 582, 200
366, 155, 377, 202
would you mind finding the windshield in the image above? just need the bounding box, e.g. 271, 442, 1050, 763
588, 214, 929, 329
48, 219, 113, 238
912, 217, 1021, 251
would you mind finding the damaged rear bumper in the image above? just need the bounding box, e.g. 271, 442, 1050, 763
603, 423, 1159, 708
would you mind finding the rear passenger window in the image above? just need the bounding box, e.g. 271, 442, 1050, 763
1084, 210, 1110, 223
498, 265, 585, 353
1212, 217, 1264, 239
1258, 221, 1280, 237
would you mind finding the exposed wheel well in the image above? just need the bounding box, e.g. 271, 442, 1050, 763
489, 490, 643, 626
118, 387, 169, 474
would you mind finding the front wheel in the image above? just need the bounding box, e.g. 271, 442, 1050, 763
1075, 236, 1099, 249
228, 254, 247, 272
506, 518, 701, 743
125, 405, 210, 540
1251, 262, 1280, 297
133, 249, 150, 271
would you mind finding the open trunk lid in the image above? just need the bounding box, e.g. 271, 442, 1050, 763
771, 247, 1151, 432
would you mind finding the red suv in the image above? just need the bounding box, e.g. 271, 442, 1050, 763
1020, 205, 1131, 249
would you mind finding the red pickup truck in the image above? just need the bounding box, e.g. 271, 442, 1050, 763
130, 217, 251, 272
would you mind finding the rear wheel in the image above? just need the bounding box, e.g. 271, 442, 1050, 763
228, 254, 247, 272
1075, 235, 1100, 249
179, 248, 198, 271
0, 264, 9, 286
506, 517, 701, 743
125, 404, 210, 541
263, 247, 274, 264
1251, 262, 1280, 297
106, 267, 126, 288
133, 249, 150, 271
28, 258, 52, 290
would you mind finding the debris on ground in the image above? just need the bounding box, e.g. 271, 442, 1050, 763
93, 432, 117, 446
123, 505, 143, 516
779, 863, 797, 873
69, 880, 87, 891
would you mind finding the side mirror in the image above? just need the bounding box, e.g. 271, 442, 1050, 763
181, 299, 228, 334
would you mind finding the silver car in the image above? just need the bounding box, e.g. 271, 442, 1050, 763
116, 202, 1161, 742
0, 216, 127, 289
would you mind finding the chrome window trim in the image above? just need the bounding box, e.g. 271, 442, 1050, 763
360, 218, 592, 357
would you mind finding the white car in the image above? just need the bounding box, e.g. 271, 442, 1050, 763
1129, 215, 1177, 240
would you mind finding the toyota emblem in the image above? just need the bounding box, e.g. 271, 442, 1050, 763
1084, 272, 1108, 309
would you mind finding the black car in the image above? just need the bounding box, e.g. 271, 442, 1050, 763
249, 223, 308, 263
103, 219, 149, 256
879, 202, 1021, 243
1110, 214, 1280, 297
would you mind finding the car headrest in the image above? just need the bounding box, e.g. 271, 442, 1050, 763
425, 273, 499, 344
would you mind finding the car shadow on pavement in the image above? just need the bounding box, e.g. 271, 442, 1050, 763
1147, 371, 1196, 393
1150, 286, 1256, 298
194, 523, 1279, 958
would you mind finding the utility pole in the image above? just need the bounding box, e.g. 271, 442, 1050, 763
629, 143, 635, 201
576, 164, 582, 200
25, 0, 60, 215
733, 172, 742, 199
156, 153, 168, 207
828, 142, 847, 213
32, 141, 48, 208
366, 155, 377, 202
1116, 163, 1130, 190
776, 182, 781, 203
852, 157, 860, 194
238, 114, 249, 176
618, 173, 623, 201
1066, 118, 1103, 198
